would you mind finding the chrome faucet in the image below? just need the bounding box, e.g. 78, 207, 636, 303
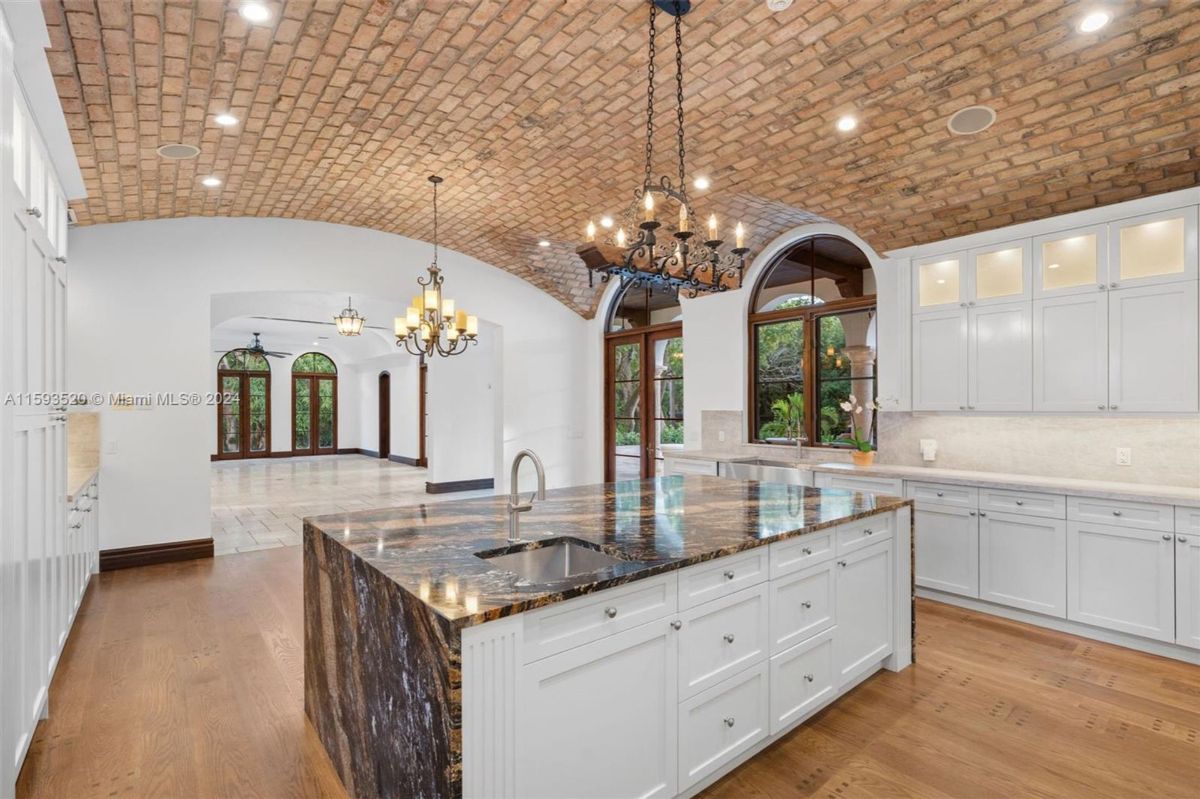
507, 449, 546, 543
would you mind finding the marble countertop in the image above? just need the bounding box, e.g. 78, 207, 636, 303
306, 475, 910, 630
666, 450, 1200, 507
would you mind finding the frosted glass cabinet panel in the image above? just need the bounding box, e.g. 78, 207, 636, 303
1034, 225, 1106, 296
971, 240, 1030, 304
1111, 208, 1198, 286
915, 255, 962, 309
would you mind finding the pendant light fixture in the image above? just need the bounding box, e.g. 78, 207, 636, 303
578, 0, 749, 294
333, 296, 365, 336
394, 175, 479, 358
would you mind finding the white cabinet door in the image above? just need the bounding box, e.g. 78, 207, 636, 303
967, 301, 1031, 411
914, 505, 978, 597
979, 512, 1066, 618
912, 252, 966, 311
833, 540, 893, 688
1108, 206, 1198, 288
969, 239, 1031, 306
1108, 281, 1198, 412
678, 660, 769, 791
1034, 224, 1108, 297
678, 583, 769, 699
517, 620, 677, 799
769, 559, 835, 654
1067, 521, 1175, 642
1032, 293, 1108, 412
912, 309, 968, 410
1177, 534, 1200, 650
769, 627, 836, 734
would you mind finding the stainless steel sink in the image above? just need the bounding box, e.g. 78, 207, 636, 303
478, 539, 630, 583
721, 457, 809, 485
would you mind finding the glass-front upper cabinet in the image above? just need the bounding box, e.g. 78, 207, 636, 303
913, 253, 965, 310
1109, 207, 1198, 288
1033, 224, 1107, 297
969, 240, 1030, 305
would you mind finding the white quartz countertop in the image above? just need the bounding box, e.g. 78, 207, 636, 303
666, 450, 1200, 507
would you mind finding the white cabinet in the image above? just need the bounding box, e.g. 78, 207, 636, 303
678, 661, 769, 791
678, 583, 768, 698
1107, 281, 1198, 412
833, 540, 893, 688
517, 620, 678, 799
912, 308, 968, 410
769, 560, 835, 654
979, 512, 1066, 618
1109, 207, 1198, 288
1034, 224, 1107, 297
1067, 521, 1175, 642
1032, 293, 1108, 412
768, 628, 835, 734
913, 505, 978, 597
967, 301, 1031, 411
1177, 533, 1200, 649
813, 472, 904, 497
663, 457, 717, 476
969, 240, 1031, 305
913, 252, 965, 310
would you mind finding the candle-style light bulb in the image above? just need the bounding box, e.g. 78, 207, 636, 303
405, 307, 419, 330
442, 298, 454, 317
412, 294, 423, 313
644, 191, 655, 222
586, 220, 596, 242
394, 316, 406, 337
708, 214, 718, 241
455, 309, 467, 331
735, 222, 745, 249
678, 203, 688, 233
466, 315, 478, 336
616, 227, 627, 247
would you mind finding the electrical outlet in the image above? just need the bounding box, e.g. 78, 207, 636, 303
1115, 447, 1132, 466
718, 430, 726, 443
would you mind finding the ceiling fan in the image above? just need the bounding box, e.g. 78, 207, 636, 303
214, 332, 293, 358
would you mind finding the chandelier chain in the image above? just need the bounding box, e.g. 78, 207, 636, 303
431, 177, 439, 266
674, 1, 686, 188
643, 0, 656, 189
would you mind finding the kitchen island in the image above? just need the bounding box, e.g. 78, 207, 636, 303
304, 475, 913, 799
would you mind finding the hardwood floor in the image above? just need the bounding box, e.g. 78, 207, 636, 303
18, 547, 1200, 798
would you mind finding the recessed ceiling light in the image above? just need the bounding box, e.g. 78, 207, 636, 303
214, 113, 238, 126
1079, 10, 1110, 33
947, 104, 997, 135
767, 0, 793, 10
836, 115, 857, 132
538, 240, 550, 247
156, 143, 200, 160
239, 2, 271, 23
600, 216, 614, 228
1048, 263, 1060, 270
201, 176, 222, 187
693, 176, 710, 190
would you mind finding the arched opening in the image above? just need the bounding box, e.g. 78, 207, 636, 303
378, 371, 391, 460
748, 235, 878, 449
603, 282, 683, 481
292, 352, 338, 455
215, 348, 272, 460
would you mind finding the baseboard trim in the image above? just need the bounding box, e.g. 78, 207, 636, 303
100, 537, 214, 572
426, 478, 494, 494
390, 454, 419, 466
336, 447, 358, 455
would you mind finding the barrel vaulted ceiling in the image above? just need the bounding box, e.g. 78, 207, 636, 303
42, 0, 1200, 316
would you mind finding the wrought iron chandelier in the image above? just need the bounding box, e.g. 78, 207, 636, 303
333, 296, 365, 336
578, 0, 749, 294
394, 175, 479, 358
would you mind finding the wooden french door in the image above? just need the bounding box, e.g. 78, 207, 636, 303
292, 374, 337, 455
604, 323, 683, 481
216, 370, 271, 459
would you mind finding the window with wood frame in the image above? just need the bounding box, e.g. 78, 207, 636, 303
748, 235, 878, 449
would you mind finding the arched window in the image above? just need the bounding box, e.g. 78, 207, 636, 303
292, 353, 338, 455
603, 282, 684, 480
216, 349, 271, 459
749, 236, 878, 449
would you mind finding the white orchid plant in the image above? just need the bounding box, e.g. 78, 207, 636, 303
838, 394, 878, 452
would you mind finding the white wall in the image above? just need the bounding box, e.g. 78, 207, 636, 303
354, 352, 421, 459
68, 217, 596, 550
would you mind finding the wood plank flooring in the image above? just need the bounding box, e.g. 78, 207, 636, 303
17, 546, 1200, 798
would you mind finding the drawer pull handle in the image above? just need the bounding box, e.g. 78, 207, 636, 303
670, 619, 682, 630
804, 674, 814, 683
604, 607, 618, 619
801, 547, 812, 555
837, 560, 847, 568
723, 633, 735, 644
723, 570, 735, 580
1162, 534, 1173, 541
863, 528, 873, 536
26, 207, 42, 218
1112, 510, 1122, 517
979, 512, 987, 517
1015, 500, 1024, 506
723, 717, 736, 728
801, 600, 812, 609
935, 491, 944, 497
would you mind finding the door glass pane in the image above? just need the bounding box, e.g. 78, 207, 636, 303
294, 378, 311, 451
1119, 217, 1185, 280
975, 247, 1023, 299
1041, 233, 1097, 291
317, 378, 335, 449
816, 309, 877, 449
917, 258, 960, 307
220, 376, 241, 454
652, 336, 683, 473
754, 320, 803, 442
248, 376, 267, 452
609, 339, 643, 480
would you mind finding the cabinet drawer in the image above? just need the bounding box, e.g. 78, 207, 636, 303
678, 583, 769, 699
769, 627, 836, 735
522, 573, 677, 663
836, 514, 893, 555
1177, 506, 1200, 535
979, 488, 1065, 519
678, 660, 769, 791
770, 530, 834, 578
678, 547, 768, 611
769, 560, 835, 655
1067, 496, 1174, 532
665, 457, 718, 476
906, 481, 977, 509
815, 472, 904, 497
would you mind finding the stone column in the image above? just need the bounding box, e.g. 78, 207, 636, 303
841, 344, 876, 438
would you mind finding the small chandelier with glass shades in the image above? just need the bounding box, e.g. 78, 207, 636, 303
333, 296, 365, 336
394, 175, 479, 358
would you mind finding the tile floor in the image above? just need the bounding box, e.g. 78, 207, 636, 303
210, 454, 493, 556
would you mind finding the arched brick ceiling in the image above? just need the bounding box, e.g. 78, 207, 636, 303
43, 0, 1200, 317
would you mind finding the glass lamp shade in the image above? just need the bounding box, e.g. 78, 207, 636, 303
334, 297, 365, 336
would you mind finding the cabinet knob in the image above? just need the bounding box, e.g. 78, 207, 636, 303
723, 633, 735, 644
1015, 500, 1024, 505
863, 528, 873, 536
1112, 510, 1122, 516
958, 405, 966, 410
837, 560, 847, 568
1110, 282, 1118, 288
723, 570, 735, 580
801, 547, 812, 555
1098, 405, 1105, 410
723, 717, 736, 728
959, 302, 967, 308
969, 511, 977, 516
936, 491, 944, 497
968, 301, 975, 307
1162, 534, 1173, 541
26, 207, 42, 218
55, 256, 67, 264
801, 600, 812, 609
1097, 284, 1106, 290
670, 619, 682, 630
1109, 405, 1118, 410
804, 674, 815, 683
604, 607, 618, 619
1178, 536, 1188, 543
979, 512, 987, 517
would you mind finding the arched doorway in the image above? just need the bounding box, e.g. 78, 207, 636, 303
378, 371, 391, 459
603, 282, 683, 481
292, 352, 338, 455
215, 348, 272, 460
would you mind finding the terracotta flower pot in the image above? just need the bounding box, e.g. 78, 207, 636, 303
851, 450, 875, 467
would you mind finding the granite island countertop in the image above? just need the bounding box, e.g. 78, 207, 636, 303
305, 474, 910, 630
